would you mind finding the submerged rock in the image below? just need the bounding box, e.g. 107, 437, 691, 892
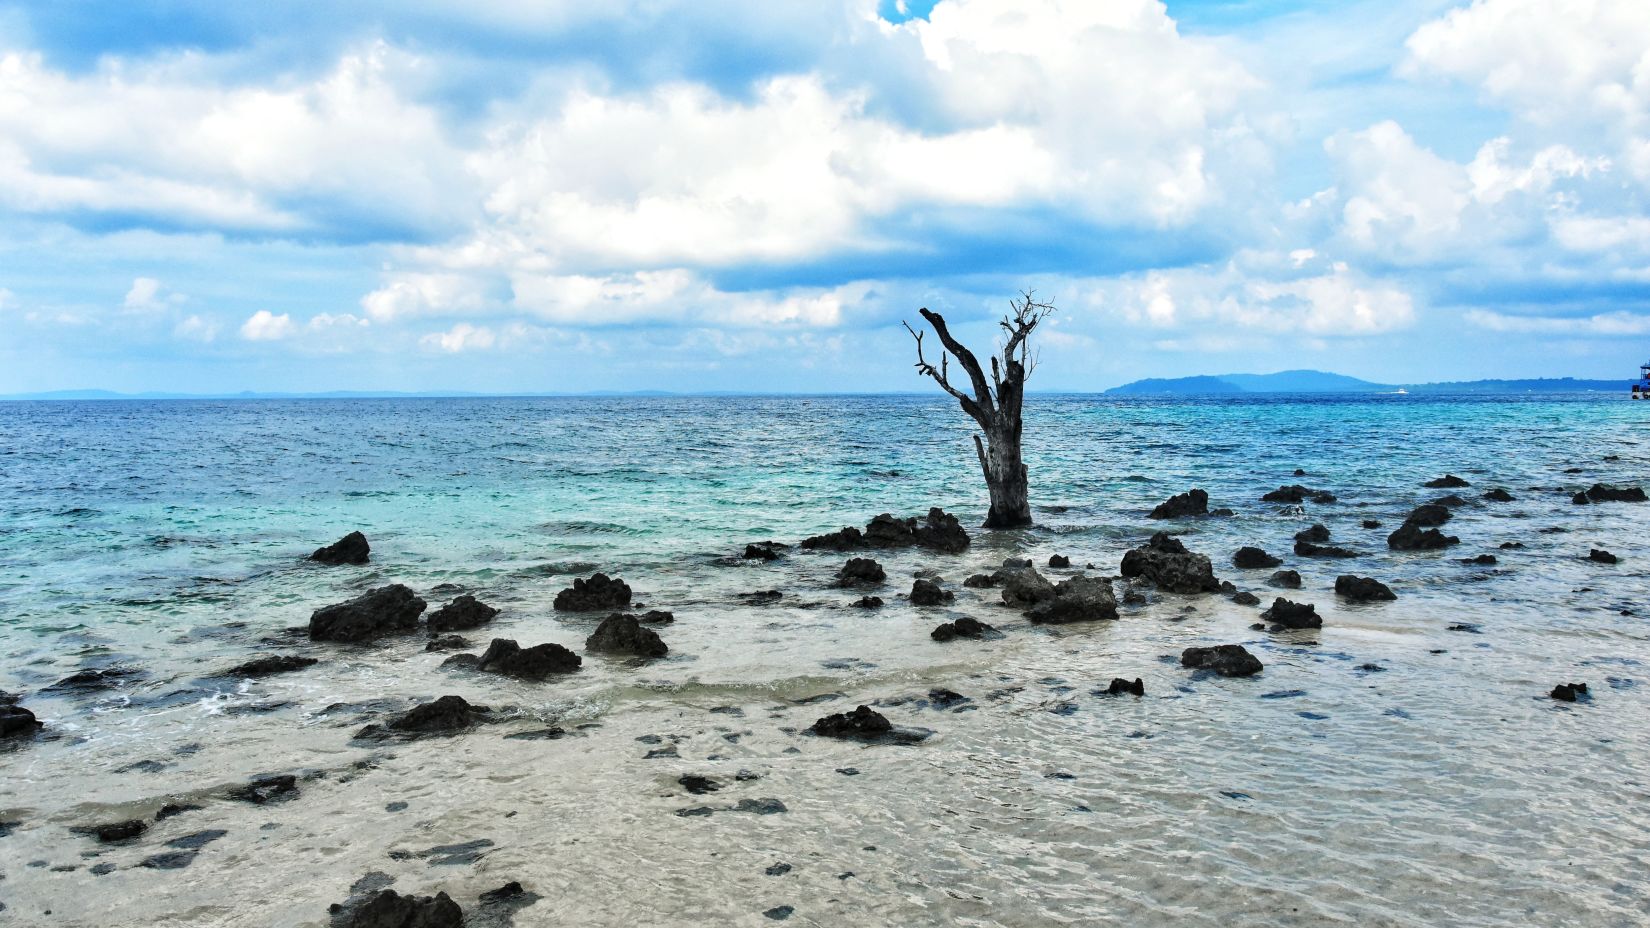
1424, 474, 1470, 488
1148, 488, 1209, 519
852, 596, 884, 609
1588, 549, 1619, 564
807, 705, 891, 739
1181, 644, 1263, 677
1361, 519, 1383, 529
909, 579, 954, 606
1294, 540, 1359, 558
585, 614, 668, 658
311, 531, 370, 565
226, 773, 299, 804
835, 558, 886, 587
1550, 682, 1589, 702
1024, 576, 1117, 624
1262, 598, 1323, 629
1104, 677, 1145, 696
800, 508, 970, 554
1459, 554, 1497, 566
1268, 569, 1302, 589
426, 595, 499, 634
1580, 484, 1646, 503
333, 889, 463, 928
79, 819, 148, 843
1119, 532, 1220, 594
931, 617, 998, 642
553, 573, 632, 611
477, 639, 581, 678
42, 665, 143, 694
1232, 546, 1282, 569
1483, 488, 1515, 502
309, 585, 427, 642
224, 655, 318, 678
742, 542, 786, 561
1433, 494, 1469, 508
1262, 485, 1336, 504
1335, 575, 1396, 601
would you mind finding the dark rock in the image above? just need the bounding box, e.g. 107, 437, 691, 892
139, 851, 198, 870
311, 531, 370, 565
226, 774, 298, 804
807, 705, 891, 739
309, 585, 427, 642
336, 889, 463, 928
389, 695, 486, 735
1581, 484, 1647, 503
679, 775, 721, 795
739, 590, 783, 603
1588, 549, 1618, 564
635, 610, 675, 624
1047, 554, 1071, 568
835, 558, 886, 587
1483, 488, 1515, 502
425, 635, 470, 652
1294, 540, 1359, 558
1119, 532, 1221, 594
155, 803, 200, 821
1572, 492, 1590, 505
908, 578, 953, 606
553, 573, 632, 611
80, 819, 148, 843
1148, 488, 1209, 519
733, 798, 787, 815
1268, 569, 1301, 589
1262, 485, 1336, 504
743, 542, 784, 561
224, 655, 318, 678
1104, 677, 1144, 696
1232, 546, 1282, 569
1388, 521, 1459, 551
478, 639, 581, 678
1335, 575, 1395, 601
1293, 468, 1307, 476
166, 829, 228, 850
426, 595, 499, 634
764, 905, 795, 921
1404, 504, 1453, 528
1424, 474, 1470, 488
1180, 644, 1263, 677
1000, 566, 1056, 607
42, 665, 143, 694
0, 703, 42, 738
1231, 591, 1261, 606
851, 596, 884, 609
1499, 542, 1525, 550
1294, 524, 1331, 544
1361, 519, 1382, 529
585, 614, 667, 658
1025, 576, 1117, 624
1550, 682, 1588, 702
962, 573, 996, 588
1433, 494, 1468, 508
931, 617, 997, 642
800, 508, 970, 554
765, 863, 792, 876
1459, 554, 1497, 566
1262, 598, 1322, 629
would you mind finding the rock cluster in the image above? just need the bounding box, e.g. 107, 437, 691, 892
1573, 484, 1646, 504
1262, 485, 1336, 504
1388, 504, 1460, 551
475, 639, 581, 678
800, 508, 970, 554
931, 617, 997, 641
553, 573, 633, 611
1024, 576, 1117, 624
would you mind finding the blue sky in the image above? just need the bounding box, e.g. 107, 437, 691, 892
1, 0, 1646, 394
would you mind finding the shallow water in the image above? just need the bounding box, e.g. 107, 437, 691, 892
1, 394, 1648, 927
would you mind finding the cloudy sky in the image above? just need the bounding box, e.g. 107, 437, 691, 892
1, 0, 1646, 393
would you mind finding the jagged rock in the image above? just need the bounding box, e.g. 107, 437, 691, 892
1582, 484, 1647, 503
931, 617, 997, 642
962, 573, 996, 588
1550, 682, 1588, 702
553, 574, 632, 611
1025, 576, 1117, 624
800, 508, 970, 554
1231, 591, 1261, 606
1180, 644, 1263, 677
1047, 554, 1071, 568
1000, 566, 1055, 607
1120, 533, 1220, 594
1387, 522, 1459, 551
1588, 549, 1618, 564
386, 695, 487, 737
836, 557, 886, 586
225, 655, 318, 677
334, 889, 463, 928
426, 595, 499, 634
1483, 488, 1515, 502
477, 639, 581, 678
309, 585, 427, 642
807, 705, 891, 739
1262, 598, 1322, 629
852, 596, 884, 609
1295, 540, 1359, 558
311, 531, 370, 565
585, 614, 668, 658
1424, 474, 1470, 488
1149, 488, 1209, 519
1294, 524, 1331, 544
1, 702, 42, 738
1233, 546, 1282, 569
425, 635, 470, 652
1335, 575, 1395, 601
742, 542, 786, 561
1262, 485, 1336, 504
1269, 569, 1302, 588
1104, 677, 1144, 696
909, 579, 953, 606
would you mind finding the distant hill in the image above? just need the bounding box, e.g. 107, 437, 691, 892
1106, 370, 1626, 395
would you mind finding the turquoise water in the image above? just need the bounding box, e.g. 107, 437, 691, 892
1, 394, 1648, 927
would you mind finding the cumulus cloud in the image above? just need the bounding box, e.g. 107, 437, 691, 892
239, 310, 296, 341
1465, 308, 1650, 335
421, 322, 497, 352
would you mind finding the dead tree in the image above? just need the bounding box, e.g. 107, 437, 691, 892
904, 292, 1054, 529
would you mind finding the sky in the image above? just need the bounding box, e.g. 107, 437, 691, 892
1, 0, 1647, 394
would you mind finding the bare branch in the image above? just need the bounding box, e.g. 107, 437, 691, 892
906, 317, 987, 420
918, 307, 997, 418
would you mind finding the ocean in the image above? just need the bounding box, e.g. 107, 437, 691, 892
1, 394, 1647, 926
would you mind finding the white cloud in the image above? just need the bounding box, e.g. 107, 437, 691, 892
421, 322, 497, 352
239, 310, 296, 341
1465, 308, 1650, 335
173, 314, 219, 342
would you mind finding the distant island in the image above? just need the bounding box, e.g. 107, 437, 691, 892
1104, 369, 1626, 395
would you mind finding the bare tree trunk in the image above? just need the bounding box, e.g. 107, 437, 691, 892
904, 293, 1051, 530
